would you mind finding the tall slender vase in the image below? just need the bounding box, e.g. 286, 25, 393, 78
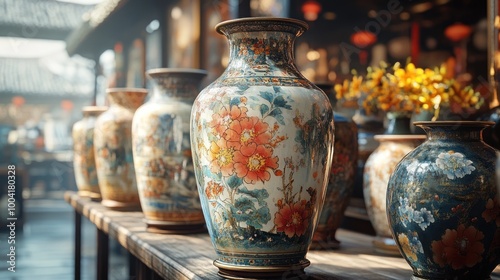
190, 18, 334, 279
94, 88, 148, 210
72, 106, 108, 200
132, 69, 207, 233
387, 121, 500, 279
363, 134, 425, 255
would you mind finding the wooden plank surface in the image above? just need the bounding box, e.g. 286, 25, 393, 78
64, 191, 500, 280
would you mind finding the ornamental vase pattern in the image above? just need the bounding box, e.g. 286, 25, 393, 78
387, 121, 500, 279
190, 18, 334, 279
363, 134, 426, 255
72, 106, 107, 200
132, 69, 207, 233
94, 88, 147, 210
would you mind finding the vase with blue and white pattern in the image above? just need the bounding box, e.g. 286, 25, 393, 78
387, 121, 500, 279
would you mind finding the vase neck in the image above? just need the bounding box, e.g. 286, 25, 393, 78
148, 71, 207, 100
227, 32, 295, 70
217, 19, 307, 79
385, 115, 412, 135
416, 122, 492, 141
107, 90, 147, 111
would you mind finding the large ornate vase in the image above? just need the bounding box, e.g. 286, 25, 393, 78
363, 134, 425, 255
72, 106, 107, 200
190, 18, 334, 279
311, 84, 358, 250
132, 69, 207, 233
387, 121, 500, 279
94, 88, 148, 210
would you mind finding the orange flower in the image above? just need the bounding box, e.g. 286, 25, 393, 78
431, 224, 484, 269
482, 198, 500, 227
209, 138, 235, 176
205, 181, 224, 200
226, 117, 272, 149
209, 105, 248, 135
274, 201, 309, 238
233, 145, 278, 184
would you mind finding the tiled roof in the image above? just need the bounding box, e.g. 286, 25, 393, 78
0, 0, 94, 39
0, 56, 94, 98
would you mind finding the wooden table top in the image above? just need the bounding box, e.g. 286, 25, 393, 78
64, 191, 500, 280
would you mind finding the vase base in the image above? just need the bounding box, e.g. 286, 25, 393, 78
372, 236, 401, 256
410, 275, 491, 280
144, 219, 206, 234
77, 191, 101, 201
101, 199, 141, 211
214, 259, 310, 280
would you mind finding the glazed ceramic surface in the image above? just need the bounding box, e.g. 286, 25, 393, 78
312, 113, 357, 249
364, 134, 425, 255
132, 69, 207, 232
72, 106, 107, 200
94, 88, 147, 209
190, 18, 334, 277
387, 121, 500, 279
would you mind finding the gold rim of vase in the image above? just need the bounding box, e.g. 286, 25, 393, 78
215, 17, 309, 36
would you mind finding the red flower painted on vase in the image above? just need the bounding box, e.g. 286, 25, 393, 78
205, 181, 224, 206
274, 201, 310, 238
233, 145, 278, 184
209, 138, 235, 176
210, 105, 248, 135
431, 224, 485, 269
226, 116, 272, 149
482, 198, 500, 227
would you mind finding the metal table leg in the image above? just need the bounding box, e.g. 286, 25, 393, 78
97, 228, 109, 280
74, 210, 81, 280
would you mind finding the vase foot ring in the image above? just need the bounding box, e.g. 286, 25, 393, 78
77, 191, 101, 202
144, 219, 206, 234
214, 259, 309, 280
372, 237, 401, 257
101, 200, 141, 211
410, 276, 491, 280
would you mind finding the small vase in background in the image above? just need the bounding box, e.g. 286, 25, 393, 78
72, 106, 108, 200
387, 121, 499, 279
363, 134, 425, 255
132, 68, 207, 233
385, 112, 413, 135
94, 88, 148, 210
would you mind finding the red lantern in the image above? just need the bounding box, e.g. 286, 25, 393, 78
302, 0, 322, 21
61, 100, 74, 111
350, 31, 377, 48
444, 23, 471, 42
350, 31, 377, 65
11, 96, 25, 107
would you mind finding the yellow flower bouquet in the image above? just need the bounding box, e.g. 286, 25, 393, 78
334, 61, 485, 121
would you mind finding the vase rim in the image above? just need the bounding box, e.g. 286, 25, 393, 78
374, 134, 427, 141
215, 17, 308, 37
414, 121, 495, 127
146, 68, 208, 77
106, 87, 148, 94
82, 106, 108, 113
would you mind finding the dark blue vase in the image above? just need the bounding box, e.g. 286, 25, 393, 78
387, 121, 500, 279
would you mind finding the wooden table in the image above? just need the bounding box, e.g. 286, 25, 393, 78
64, 191, 500, 280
